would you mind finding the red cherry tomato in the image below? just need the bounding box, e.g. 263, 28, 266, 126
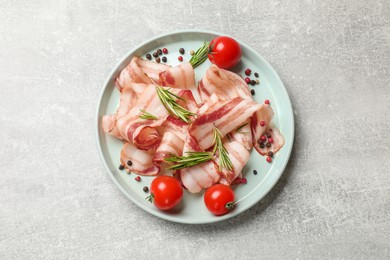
208, 36, 242, 69
204, 184, 235, 216
148, 176, 183, 210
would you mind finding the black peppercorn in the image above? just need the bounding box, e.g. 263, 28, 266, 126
253, 170, 258, 175
254, 72, 259, 78
179, 48, 185, 54
143, 186, 149, 192
119, 164, 124, 170
250, 80, 256, 86
153, 52, 158, 58
268, 151, 274, 157
157, 49, 162, 55
251, 89, 255, 95
146, 53, 152, 60
127, 160, 133, 166
162, 56, 167, 63
267, 133, 271, 138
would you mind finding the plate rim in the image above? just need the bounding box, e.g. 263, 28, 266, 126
95, 29, 295, 224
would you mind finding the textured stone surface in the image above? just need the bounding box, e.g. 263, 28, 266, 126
1, 0, 390, 259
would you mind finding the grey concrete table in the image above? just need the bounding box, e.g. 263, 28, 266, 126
1, 1, 389, 259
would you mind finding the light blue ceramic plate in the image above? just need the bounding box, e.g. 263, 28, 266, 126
96, 30, 294, 224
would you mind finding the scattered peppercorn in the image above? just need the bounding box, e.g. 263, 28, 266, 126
254, 72, 259, 78
260, 135, 266, 142
260, 143, 265, 148
245, 77, 251, 84
245, 68, 251, 76
126, 169, 131, 174
178, 56, 183, 62
190, 50, 195, 56
266, 156, 272, 163
251, 89, 255, 95
162, 56, 167, 63
146, 53, 152, 60
268, 151, 274, 157
127, 160, 133, 166
162, 48, 168, 54
143, 186, 149, 192
268, 137, 274, 143
255, 79, 260, 85
119, 164, 124, 170
179, 48, 185, 54
155, 57, 161, 63
260, 120, 266, 126
266, 133, 272, 138
265, 99, 270, 105
253, 170, 258, 175
157, 49, 162, 55
241, 178, 247, 184
153, 52, 158, 58
135, 176, 141, 182
250, 80, 256, 86
266, 142, 271, 147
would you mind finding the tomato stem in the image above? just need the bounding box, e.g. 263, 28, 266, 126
145, 193, 154, 203
225, 201, 236, 210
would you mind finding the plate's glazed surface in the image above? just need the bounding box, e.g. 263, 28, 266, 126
96, 30, 294, 224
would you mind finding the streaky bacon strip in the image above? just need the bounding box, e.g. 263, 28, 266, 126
179, 135, 221, 193
198, 65, 252, 103
154, 132, 184, 164
120, 142, 160, 176
116, 84, 171, 149
157, 116, 189, 142
197, 93, 219, 115
255, 127, 285, 155
229, 118, 253, 150
117, 87, 138, 118
102, 114, 122, 140
190, 97, 262, 150
251, 105, 276, 154
115, 57, 170, 92
159, 62, 195, 90
215, 140, 250, 184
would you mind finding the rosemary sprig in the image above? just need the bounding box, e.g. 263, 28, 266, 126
165, 152, 214, 170
235, 123, 248, 133
139, 109, 158, 120
155, 86, 196, 123
213, 128, 233, 171
189, 42, 210, 68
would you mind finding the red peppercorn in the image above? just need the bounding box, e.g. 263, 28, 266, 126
265, 99, 270, 105
245, 77, 251, 84
260, 120, 266, 126
241, 178, 247, 184
245, 68, 251, 76
178, 56, 183, 62
260, 135, 266, 141
268, 137, 274, 143
135, 176, 141, 182
162, 48, 168, 54
266, 157, 272, 163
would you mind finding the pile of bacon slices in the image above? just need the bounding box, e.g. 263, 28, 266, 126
102, 57, 284, 193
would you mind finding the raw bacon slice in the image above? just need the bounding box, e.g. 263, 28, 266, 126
157, 116, 189, 142
115, 57, 170, 92
120, 142, 160, 176
179, 135, 221, 193
251, 105, 276, 154
117, 87, 138, 118
215, 141, 250, 184
198, 65, 252, 102
197, 93, 219, 115
229, 119, 253, 150
159, 62, 195, 90
154, 132, 184, 164
190, 97, 262, 150
101, 114, 122, 140
255, 127, 285, 156
116, 84, 171, 149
